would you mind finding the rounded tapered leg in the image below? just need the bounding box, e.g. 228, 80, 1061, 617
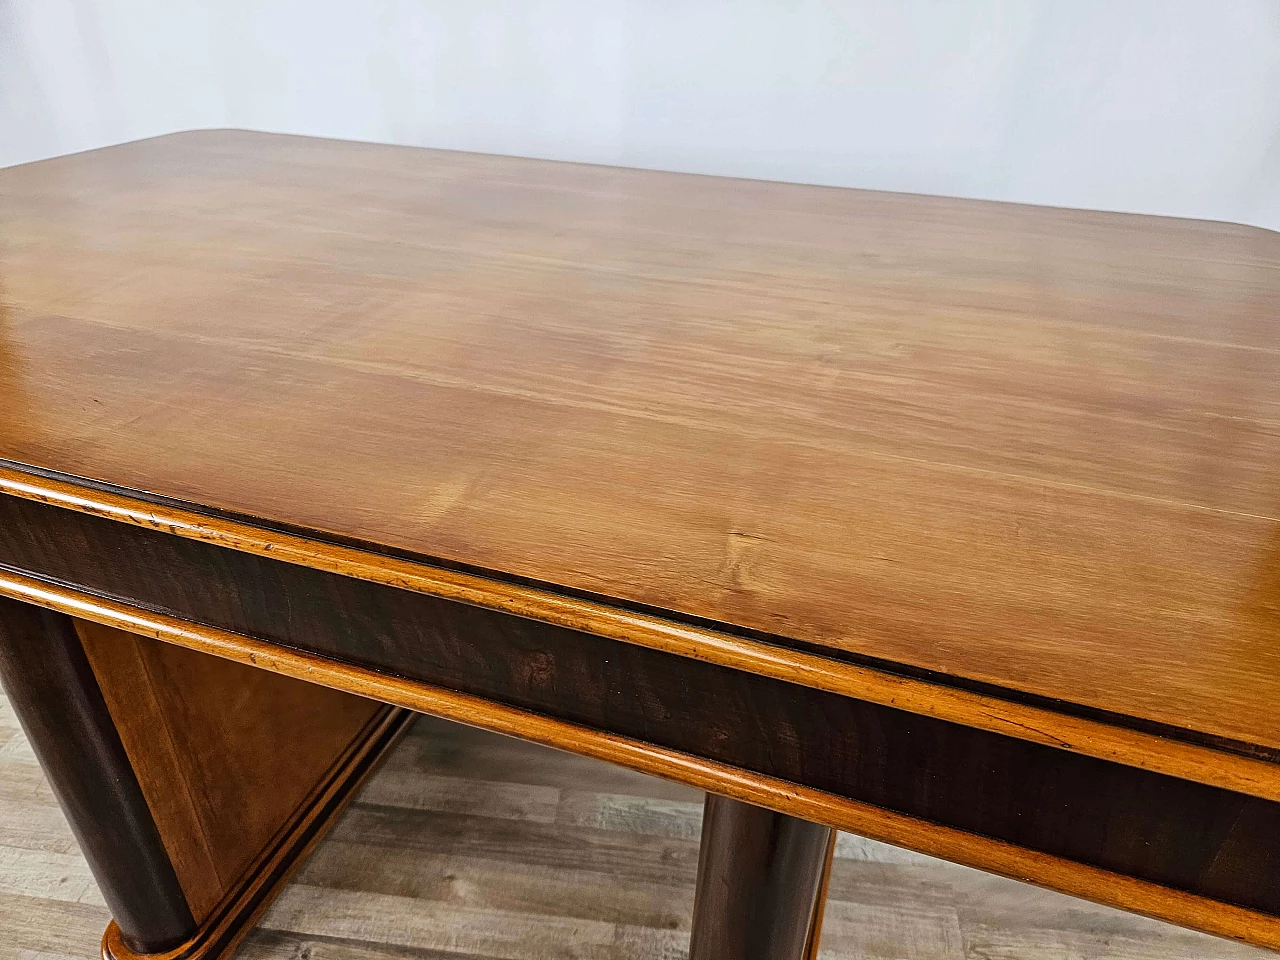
690, 793, 835, 960
0, 598, 195, 953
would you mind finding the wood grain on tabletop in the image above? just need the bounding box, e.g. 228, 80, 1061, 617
0, 701, 1272, 960
1, 129, 1279, 752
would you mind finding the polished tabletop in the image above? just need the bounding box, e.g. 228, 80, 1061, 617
1, 130, 1278, 756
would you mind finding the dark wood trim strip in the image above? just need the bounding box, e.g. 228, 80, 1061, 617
4, 569, 1280, 952
0, 596, 196, 953
2, 465, 1279, 802
101, 704, 413, 960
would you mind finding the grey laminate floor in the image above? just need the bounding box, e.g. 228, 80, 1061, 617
0, 693, 1271, 960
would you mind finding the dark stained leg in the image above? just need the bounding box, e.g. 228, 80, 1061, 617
0, 597, 196, 954
690, 793, 836, 960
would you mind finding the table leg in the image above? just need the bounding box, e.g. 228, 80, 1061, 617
691, 793, 836, 960
0, 599, 408, 959
0, 597, 195, 953
804, 829, 838, 959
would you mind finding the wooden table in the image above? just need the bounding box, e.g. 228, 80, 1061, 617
0, 130, 1278, 960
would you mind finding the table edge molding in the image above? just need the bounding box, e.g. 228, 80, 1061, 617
0, 462, 1277, 804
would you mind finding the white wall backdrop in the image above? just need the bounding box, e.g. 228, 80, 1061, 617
3, 0, 1279, 229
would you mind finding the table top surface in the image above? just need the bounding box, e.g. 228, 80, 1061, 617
2, 130, 1278, 755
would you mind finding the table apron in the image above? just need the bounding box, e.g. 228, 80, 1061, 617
3, 491, 1280, 949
